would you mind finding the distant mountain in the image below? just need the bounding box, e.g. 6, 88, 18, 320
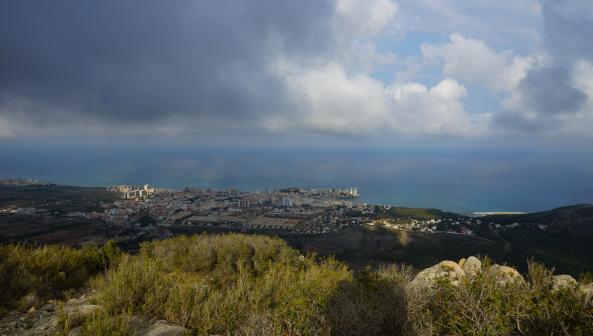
284, 204, 593, 276
484, 204, 593, 226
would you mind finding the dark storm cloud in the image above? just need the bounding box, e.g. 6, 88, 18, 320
513, 0, 592, 120
0, 0, 333, 128
541, 0, 593, 62
519, 65, 586, 115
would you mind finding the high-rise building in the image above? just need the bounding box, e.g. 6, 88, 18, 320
281, 197, 293, 207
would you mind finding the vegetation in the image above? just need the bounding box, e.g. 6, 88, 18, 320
410, 260, 593, 336
0, 241, 119, 315
484, 204, 593, 225
372, 206, 459, 220
2, 233, 592, 335
0, 184, 119, 213
79, 312, 137, 336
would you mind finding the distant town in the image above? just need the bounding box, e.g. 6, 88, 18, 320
0, 179, 546, 248
105, 184, 363, 234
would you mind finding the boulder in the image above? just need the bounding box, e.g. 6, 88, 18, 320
490, 265, 524, 286
141, 320, 187, 336
580, 283, 593, 303
410, 260, 465, 288
462, 256, 482, 277
552, 275, 577, 292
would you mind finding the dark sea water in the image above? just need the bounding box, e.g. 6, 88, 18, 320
1, 142, 593, 213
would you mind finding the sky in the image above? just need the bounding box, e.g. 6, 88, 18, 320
1, 0, 593, 211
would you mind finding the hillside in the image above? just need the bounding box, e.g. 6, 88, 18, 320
0, 184, 118, 213
484, 204, 593, 227
371, 206, 460, 220
1, 234, 592, 336
284, 226, 505, 270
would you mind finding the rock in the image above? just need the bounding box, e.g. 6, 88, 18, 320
580, 283, 593, 303
41, 303, 56, 312
27, 306, 36, 314
490, 264, 524, 285
462, 256, 482, 277
410, 260, 466, 288
552, 275, 577, 291
141, 320, 188, 336
75, 304, 102, 316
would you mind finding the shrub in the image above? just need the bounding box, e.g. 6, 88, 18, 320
408, 259, 593, 336
93, 234, 383, 335
326, 265, 412, 336
521, 261, 593, 335
5, 233, 590, 335
0, 242, 118, 313
79, 312, 136, 336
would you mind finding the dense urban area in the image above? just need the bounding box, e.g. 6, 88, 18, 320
0, 178, 519, 247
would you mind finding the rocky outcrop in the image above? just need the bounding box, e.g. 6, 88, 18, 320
410, 260, 466, 288
0, 301, 58, 336
462, 256, 482, 277
552, 274, 577, 291
141, 320, 188, 336
0, 293, 188, 336
581, 283, 593, 303
489, 264, 524, 286
410, 257, 526, 289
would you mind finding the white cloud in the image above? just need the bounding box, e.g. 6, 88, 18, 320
418, 33, 593, 135
421, 33, 538, 92
267, 59, 485, 136
573, 60, 593, 100
264, 2, 490, 137
0, 116, 16, 139
334, 0, 399, 38
385, 78, 487, 136
267, 62, 391, 135
329, 0, 400, 72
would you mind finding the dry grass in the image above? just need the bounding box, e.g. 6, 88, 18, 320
0, 242, 118, 313
3, 234, 592, 335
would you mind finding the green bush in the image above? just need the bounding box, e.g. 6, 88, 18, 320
409, 260, 593, 336
3, 234, 591, 336
326, 265, 413, 336
0, 241, 120, 313
80, 312, 136, 336
94, 234, 365, 335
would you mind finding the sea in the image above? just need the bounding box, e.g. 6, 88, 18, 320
1, 141, 593, 213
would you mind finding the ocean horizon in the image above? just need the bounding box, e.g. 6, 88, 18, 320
2, 142, 592, 213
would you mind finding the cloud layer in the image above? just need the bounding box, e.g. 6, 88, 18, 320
0, 0, 592, 139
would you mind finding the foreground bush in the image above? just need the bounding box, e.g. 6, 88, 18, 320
93, 234, 410, 335
79, 312, 137, 336
3, 234, 592, 335
409, 260, 593, 336
94, 234, 332, 334
0, 241, 119, 314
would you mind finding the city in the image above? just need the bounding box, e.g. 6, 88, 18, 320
1, 179, 500, 248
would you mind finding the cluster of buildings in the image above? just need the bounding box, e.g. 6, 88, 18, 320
369, 217, 477, 235
98, 186, 366, 235
107, 184, 161, 199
